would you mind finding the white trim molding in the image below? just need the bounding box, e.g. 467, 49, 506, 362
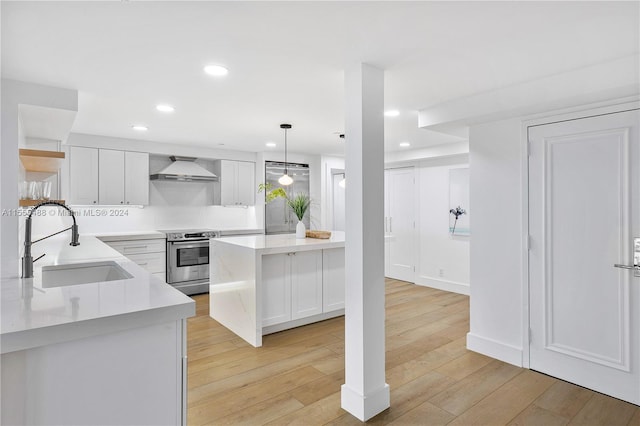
466, 332, 523, 367
416, 276, 469, 296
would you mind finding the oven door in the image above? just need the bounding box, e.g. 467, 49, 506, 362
167, 240, 210, 284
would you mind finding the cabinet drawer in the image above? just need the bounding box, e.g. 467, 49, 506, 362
126, 252, 166, 274
106, 239, 165, 255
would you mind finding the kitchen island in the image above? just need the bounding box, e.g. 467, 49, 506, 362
1, 234, 194, 425
210, 231, 345, 347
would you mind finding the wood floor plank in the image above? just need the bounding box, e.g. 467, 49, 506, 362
388, 401, 455, 426
287, 371, 343, 406
508, 404, 569, 426
435, 351, 493, 381
533, 380, 594, 419
568, 393, 637, 426
429, 360, 523, 416
189, 365, 325, 424
213, 393, 305, 425
266, 392, 346, 426
448, 369, 556, 425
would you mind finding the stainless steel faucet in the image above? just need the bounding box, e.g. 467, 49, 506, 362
22, 201, 80, 279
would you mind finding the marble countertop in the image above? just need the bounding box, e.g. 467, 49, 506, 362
1, 234, 194, 354
91, 230, 166, 241
212, 231, 345, 255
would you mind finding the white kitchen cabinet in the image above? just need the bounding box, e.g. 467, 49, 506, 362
98, 149, 125, 205
216, 160, 255, 206
70, 147, 149, 205
100, 237, 166, 280
124, 151, 149, 205
322, 248, 345, 312
262, 250, 323, 325
69, 146, 99, 205
291, 250, 323, 320
262, 253, 291, 326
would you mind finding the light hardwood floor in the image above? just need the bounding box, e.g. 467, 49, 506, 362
187, 279, 640, 425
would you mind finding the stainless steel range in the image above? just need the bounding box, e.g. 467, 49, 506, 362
160, 229, 220, 295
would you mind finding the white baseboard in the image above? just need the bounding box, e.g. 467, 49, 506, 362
341, 383, 390, 421
415, 275, 470, 295
466, 332, 523, 367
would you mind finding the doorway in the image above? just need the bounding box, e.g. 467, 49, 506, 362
528, 109, 640, 404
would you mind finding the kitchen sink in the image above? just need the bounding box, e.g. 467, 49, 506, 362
41, 261, 133, 288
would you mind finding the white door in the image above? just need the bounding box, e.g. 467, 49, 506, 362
69, 146, 99, 205
124, 151, 149, 205
529, 109, 640, 404
98, 149, 125, 205
291, 250, 323, 320
387, 167, 415, 282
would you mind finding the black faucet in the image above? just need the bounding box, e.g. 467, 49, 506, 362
22, 201, 80, 279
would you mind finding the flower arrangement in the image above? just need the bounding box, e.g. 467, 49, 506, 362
259, 183, 311, 219
449, 206, 466, 234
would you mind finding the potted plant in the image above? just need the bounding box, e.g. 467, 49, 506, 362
258, 184, 311, 239
287, 193, 311, 238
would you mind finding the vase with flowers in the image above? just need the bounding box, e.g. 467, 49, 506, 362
258, 184, 311, 239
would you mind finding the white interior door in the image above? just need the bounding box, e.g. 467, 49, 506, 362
529, 109, 640, 404
387, 167, 415, 282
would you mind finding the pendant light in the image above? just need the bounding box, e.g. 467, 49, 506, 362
278, 123, 293, 186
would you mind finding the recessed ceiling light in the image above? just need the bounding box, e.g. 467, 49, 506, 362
266, 142, 277, 148
156, 104, 175, 113
399, 142, 411, 147
204, 65, 229, 77
132, 125, 148, 131
385, 110, 400, 117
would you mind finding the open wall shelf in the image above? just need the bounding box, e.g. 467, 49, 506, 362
19, 149, 65, 173
19, 199, 65, 207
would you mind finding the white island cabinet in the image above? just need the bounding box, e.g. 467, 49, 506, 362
1, 234, 194, 426
209, 232, 345, 347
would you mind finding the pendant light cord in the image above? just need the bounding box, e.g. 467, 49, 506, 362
284, 127, 288, 176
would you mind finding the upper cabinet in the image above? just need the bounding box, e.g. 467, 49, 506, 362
124, 151, 150, 205
69, 147, 149, 205
69, 146, 99, 205
214, 160, 255, 206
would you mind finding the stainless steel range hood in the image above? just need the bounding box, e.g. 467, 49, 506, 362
150, 156, 218, 182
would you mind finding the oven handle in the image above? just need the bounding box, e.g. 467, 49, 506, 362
169, 240, 209, 248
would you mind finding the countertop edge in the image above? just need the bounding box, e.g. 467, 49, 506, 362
1, 300, 195, 354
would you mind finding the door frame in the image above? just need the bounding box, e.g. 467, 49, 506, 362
520, 96, 640, 369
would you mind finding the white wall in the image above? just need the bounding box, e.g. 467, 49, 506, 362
415, 156, 470, 295
467, 118, 528, 366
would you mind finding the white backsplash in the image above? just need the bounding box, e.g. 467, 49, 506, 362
21, 205, 259, 243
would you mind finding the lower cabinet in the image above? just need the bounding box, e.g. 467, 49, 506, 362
322, 248, 345, 312
99, 238, 166, 282
262, 248, 344, 327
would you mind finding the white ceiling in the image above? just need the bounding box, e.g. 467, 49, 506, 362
2, 1, 638, 155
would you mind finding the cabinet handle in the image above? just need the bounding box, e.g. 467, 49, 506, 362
126, 201, 130, 204
93, 201, 97, 204
137, 262, 148, 266
120, 201, 123, 204
390, 217, 392, 233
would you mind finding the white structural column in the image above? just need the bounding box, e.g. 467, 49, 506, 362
341, 63, 390, 421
